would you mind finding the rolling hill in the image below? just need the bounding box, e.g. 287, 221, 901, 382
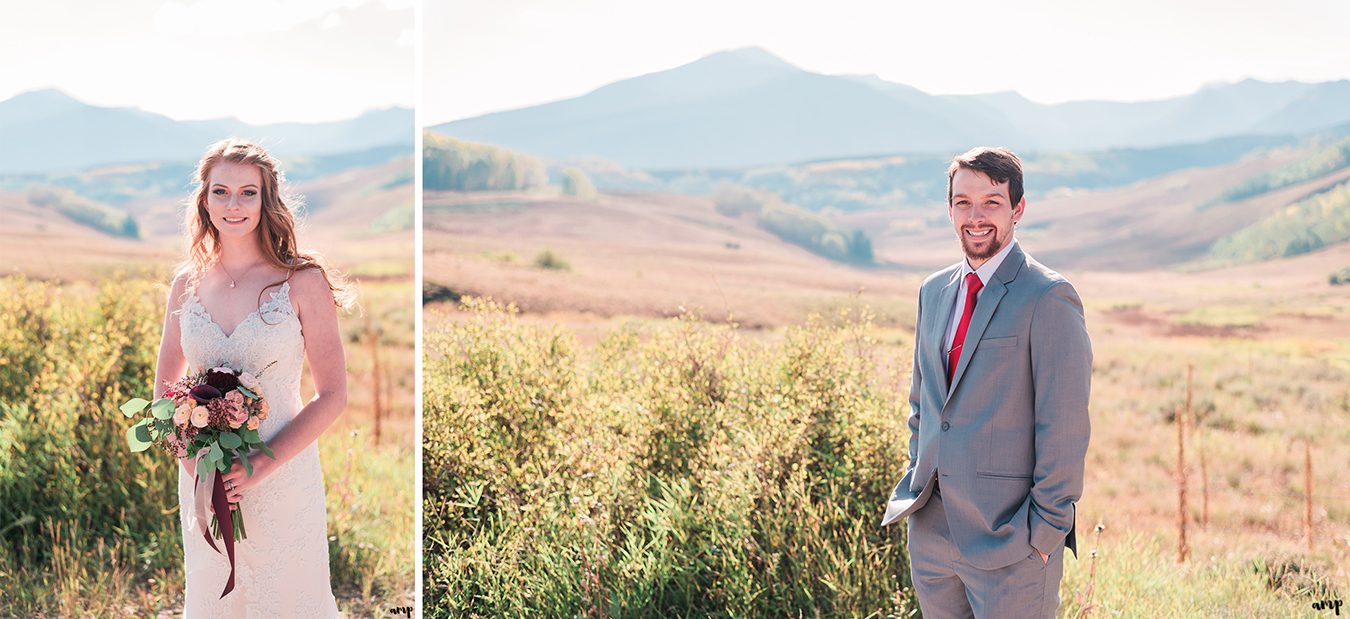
423, 138, 1350, 328
424, 196, 1350, 350
0, 154, 414, 281
423, 190, 917, 327
0, 189, 168, 278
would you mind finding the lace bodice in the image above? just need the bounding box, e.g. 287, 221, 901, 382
179, 281, 304, 441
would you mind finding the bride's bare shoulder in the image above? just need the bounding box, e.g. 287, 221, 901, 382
166, 269, 194, 309
286, 267, 339, 316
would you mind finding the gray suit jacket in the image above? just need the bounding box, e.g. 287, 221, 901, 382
880, 243, 1092, 570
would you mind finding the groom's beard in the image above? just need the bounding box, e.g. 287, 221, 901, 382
959, 225, 1006, 261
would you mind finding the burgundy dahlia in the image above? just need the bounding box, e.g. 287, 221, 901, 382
205, 369, 240, 392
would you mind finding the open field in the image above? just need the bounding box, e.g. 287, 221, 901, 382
425, 190, 918, 328
424, 186, 1350, 616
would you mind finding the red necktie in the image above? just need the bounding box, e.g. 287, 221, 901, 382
948, 272, 984, 385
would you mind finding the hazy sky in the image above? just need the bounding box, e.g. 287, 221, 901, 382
426, 0, 1350, 125
1, 0, 413, 124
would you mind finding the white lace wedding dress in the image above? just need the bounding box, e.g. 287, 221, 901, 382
176, 281, 341, 617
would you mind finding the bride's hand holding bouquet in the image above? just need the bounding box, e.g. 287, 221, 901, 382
121, 363, 275, 541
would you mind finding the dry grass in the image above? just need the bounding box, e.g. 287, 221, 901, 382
424, 190, 918, 328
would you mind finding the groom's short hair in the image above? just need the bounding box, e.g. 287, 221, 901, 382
947, 147, 1024, 207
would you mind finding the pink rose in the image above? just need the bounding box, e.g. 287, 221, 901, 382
238, 372, 261, 393
225, 390, 244, 404
228, 402, 248, 429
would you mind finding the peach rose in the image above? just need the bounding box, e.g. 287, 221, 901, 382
246, 416, 260, 431
173, 403, 192, 427
258, 399, 269, 420
190, 405, 209, 428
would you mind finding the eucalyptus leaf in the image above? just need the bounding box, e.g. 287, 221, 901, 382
219, 431, 243, 449
120, 398, 150, 417
257, 443, 275, 460
126, 422, 152, 452
238, 448, 253, 476
209, 442, 223, 462
236, 385, 257, 399
150, 398, 176, 420
196, 454, 213, 477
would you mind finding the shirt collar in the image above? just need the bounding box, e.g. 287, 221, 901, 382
962, 237, 1018, 286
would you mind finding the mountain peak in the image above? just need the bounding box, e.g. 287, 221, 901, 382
4, 87, 83, 107
696, 46, 798, 70
0, 88, 92, 129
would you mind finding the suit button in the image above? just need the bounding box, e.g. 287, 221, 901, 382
941, 421, 950, 431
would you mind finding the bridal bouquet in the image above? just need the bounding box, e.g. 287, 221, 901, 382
120, 364, 276, 597
122, 364, 275, 538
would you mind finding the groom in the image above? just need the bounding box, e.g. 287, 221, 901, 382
880, 147, 1092, 618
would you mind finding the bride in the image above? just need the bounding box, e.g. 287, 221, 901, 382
153, 138, 354, 616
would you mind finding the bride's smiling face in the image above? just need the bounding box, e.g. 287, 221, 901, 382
206, 161, 264, 239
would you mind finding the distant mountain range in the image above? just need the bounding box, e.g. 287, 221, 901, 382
0, 89, 413, 174
429, 47, 1350, 169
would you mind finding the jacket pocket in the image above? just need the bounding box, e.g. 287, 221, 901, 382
978, 335, 1018, 349
975, 471, 1032, 480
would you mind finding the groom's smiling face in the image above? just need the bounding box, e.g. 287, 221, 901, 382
949, 167, 1025, 269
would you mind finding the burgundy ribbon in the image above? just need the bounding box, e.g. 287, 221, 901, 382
195, 470, 237, 598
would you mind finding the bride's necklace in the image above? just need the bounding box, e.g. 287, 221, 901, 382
218, 259, 261, 289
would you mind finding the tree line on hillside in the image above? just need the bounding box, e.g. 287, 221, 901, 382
424, 132, 548, 191
423, 132, 598, 198
26, 186, 139, 239
1210, 179, 1350, 262
712, 184, 873, 265
628, 134, 1306, 214
1216, 136, 1350, 204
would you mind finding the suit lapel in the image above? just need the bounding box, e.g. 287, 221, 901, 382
944, 244, 1026, 404
928, 267, 962, 380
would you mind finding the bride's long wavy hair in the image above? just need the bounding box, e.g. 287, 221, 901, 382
177, 138, 357, 312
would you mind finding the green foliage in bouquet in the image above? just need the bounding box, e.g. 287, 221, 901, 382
120, 396, 273, 475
